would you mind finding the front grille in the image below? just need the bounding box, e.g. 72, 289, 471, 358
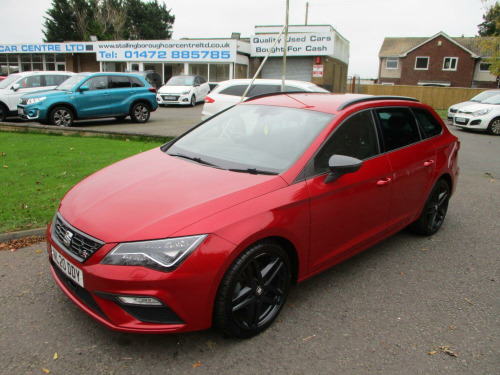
162, 95, 180, 101
449, 108, 458, 113
51, 258, 107, 319
52, 214, 104, 262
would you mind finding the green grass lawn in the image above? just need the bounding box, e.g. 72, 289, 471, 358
0, 132, 166, 233
434, 109, 447, 119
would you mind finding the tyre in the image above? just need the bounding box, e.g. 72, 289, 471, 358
0, 103, 7, 122
213, 240, 291, 338
130, 102, 150, 123
190, 95, 196, 107
487, 117, 500, 135
409, 179, 450, 236
50, 106, 73, 127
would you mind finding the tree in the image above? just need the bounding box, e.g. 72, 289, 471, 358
478, 2, 500, 81
43, 0, 175, 42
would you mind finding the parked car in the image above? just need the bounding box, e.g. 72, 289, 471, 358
452, 93, 500, 135
131, 70, 162, 90
18, 72, 158, 126
157, 75, 210, 106
201, 78, 330, 120
0, 71, 74, 122
447, 89, 500, 123
46, 93, 459, 338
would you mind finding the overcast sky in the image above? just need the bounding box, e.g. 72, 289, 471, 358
0, 0, 493, 78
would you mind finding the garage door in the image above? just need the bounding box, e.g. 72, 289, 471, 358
261, 57, 313, 82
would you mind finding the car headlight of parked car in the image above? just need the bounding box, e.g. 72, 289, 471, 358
24, 97, 46, 105
101, 234, 208, 272
473, 108, 492, 117
182, 90, 191, 95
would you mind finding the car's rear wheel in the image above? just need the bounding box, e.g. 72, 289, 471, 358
410, 179, 450, 236
130, 103, 150, 123
487, 117, 500, 135
0, 103, 7, 122
190, 95, 196, 107
50, 106, 73, 127
213, 240, 291, 338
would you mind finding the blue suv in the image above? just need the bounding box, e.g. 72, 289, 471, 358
18, 72, 158, 126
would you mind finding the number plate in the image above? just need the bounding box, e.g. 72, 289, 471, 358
163, 96, 177, 100
52, 246, 84, 287
455, 117, 467, 124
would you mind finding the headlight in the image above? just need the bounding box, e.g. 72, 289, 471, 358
182, 90, 191, 95
25, 97, 46, 105
472, 108, 492, 117
101, 234, 208, 272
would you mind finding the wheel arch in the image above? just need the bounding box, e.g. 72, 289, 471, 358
47, 102, 78, 120
129, 99, 152, 112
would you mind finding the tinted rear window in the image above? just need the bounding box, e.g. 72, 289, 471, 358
413, 108, 443, 138
219, 85, 248, 97
109, 75, 131, 88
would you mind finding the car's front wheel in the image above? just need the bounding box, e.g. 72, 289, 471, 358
410, 179, 450, 236
50, 106, 74, 127
130, 103, 150, 123
213, 240, 291, 338
487, 117, 500, 135
0, 103, 7, 122
190, 95, 196, 107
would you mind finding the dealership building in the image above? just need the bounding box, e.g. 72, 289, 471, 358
0, 25, 349, 92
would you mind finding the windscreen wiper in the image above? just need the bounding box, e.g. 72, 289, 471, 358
228, 168, 278, 175
169, 153, 222, 169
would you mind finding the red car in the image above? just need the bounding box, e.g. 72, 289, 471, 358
46, 93, 460, 338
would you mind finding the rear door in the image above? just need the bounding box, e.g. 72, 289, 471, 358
107, 75, 133, 115
374, 107, 436, 232
305, 110, 392, 274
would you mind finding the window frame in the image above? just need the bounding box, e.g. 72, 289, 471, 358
442, 57, 458, 71
479, 60, 492, 72
386, 57, 399, 70
414, 56, 429, 71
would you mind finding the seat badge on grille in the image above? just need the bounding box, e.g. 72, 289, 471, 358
63, 230, 74, 247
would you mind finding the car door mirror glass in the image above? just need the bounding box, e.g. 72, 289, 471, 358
325, 155, 363, 183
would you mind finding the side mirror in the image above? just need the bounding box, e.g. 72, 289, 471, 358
79, 85, 89, 92
324, 155, 363, 184
11, 83, 20, 91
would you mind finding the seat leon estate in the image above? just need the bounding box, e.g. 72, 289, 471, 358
46, 93, 460, 338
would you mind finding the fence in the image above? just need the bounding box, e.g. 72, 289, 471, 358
354, 85, 485, 110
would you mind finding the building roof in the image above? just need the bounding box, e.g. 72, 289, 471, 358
379, 32, 498, 58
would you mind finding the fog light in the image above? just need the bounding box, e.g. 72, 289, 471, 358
470, 120, 482, 126
182, 98, 189, 102
117, 296, 162, 306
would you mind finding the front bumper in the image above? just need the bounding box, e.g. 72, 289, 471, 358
46, 222, 235, 333
17, 104, 48, 121
452, 114, 488, 130
156, 93, 192, 105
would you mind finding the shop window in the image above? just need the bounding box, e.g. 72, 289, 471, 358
443, 57, 457, 71
235, 64, 248, 79
189, 64, 208, 80
209, 64, 230, 82
415, 57, 429, 70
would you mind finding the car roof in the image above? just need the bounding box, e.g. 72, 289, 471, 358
10, 71, 73, 77
215, 79, 319, 88
243, 93, 421, 115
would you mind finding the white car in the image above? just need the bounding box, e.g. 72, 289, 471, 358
447, 89, 500, 123
157, 75, 210, 106
452, 94, 500, 135
0, 71, 74, 121
201, 79, 330, 120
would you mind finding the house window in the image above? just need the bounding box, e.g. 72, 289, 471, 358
480, 60, 491, 72
386, 57, 398, 69
415, 57, 429, 70
443, 57, 458, 71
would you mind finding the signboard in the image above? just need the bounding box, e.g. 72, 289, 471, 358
313, 65, 323, 77
251, 33, 334, 57
0, 42, 95, 53
95, 40, 237, 62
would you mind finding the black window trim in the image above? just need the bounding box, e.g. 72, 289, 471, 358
296, 108, 381, 183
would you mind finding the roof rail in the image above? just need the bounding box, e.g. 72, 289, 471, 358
337, 96, 419, 111
244, 91, 329, 102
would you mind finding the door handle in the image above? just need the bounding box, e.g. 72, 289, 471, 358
376, 178, 392, 186
424, 160, 435, 167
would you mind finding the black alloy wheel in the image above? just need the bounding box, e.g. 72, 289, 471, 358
50, 106, 74, 127
214, 241, 291, 338
487, 117, 500, 135
410, 179, 450, 236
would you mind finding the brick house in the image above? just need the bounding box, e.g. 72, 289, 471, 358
377, 32, 498, 88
